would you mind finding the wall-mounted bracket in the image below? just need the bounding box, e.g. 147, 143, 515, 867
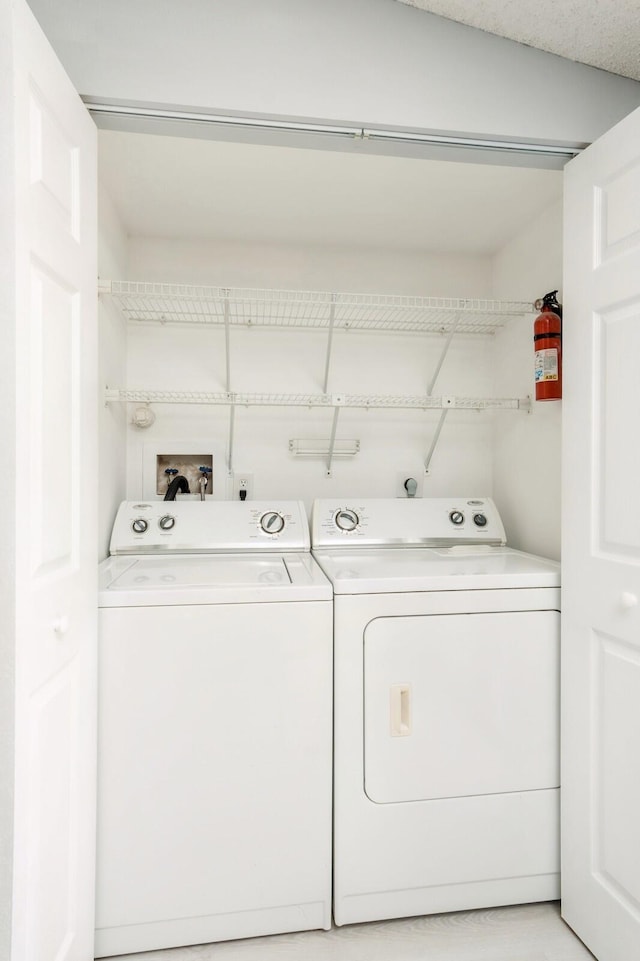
424, 408, 450, 474
227, 400, 236, 475
427, 312, 462, 395
289, 438, 360, 457
223, 290, 231, 393
326, 393, 346, 477
322, 294, 337, 393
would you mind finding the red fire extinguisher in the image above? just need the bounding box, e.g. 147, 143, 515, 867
534, 290, 562, 401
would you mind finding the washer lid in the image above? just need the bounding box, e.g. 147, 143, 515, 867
99, 552, 332, 606
311, 546, 560, 594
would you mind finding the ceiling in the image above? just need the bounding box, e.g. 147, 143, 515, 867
396, 0, 640, 82
99, 130, 562, 255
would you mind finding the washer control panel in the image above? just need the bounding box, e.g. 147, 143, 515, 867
110, 501, 309, 555
311, 497, 506, 548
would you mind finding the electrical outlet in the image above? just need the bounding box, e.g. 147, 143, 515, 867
396, 471, 425, 499
233, 472, 253, 501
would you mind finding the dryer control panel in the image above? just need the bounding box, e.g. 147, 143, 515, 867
311, 498, 506, 548
110, 500, 310, 555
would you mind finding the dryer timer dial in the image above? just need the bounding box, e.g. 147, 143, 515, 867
335, 509, 359, 532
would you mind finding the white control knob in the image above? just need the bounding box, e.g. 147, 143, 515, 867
335, 509, 359, 532
260, 511, 285, 535
449, 510, 465, 526
621, 592, 638, 609
159, 514, 176, 531
132, 518, 148, 534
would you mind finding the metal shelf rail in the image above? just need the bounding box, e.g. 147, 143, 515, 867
105, 389, 529, 410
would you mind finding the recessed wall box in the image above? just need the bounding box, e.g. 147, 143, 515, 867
156, 454, 213, 497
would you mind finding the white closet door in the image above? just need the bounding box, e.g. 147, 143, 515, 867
562, 103, 640, 961
10, 0, 98, 958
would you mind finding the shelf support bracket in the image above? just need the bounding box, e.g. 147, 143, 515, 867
227, 399, 236, 475
224, 293, 234, 474
322, 295, 337, 394
326, 397, 344, 477
427, 312, 462, 396
223, 292, 232, 393
424, 408, 449, 474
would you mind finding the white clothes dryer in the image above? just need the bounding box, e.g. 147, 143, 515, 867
311, 497, 561, 927
95, 501, 332, 958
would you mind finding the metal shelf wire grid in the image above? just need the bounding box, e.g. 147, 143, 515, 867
102, 281, 533, 335
106, 388, 529, 411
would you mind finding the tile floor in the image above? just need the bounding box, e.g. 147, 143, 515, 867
110, 902, 595, 961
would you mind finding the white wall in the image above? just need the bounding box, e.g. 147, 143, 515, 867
126, 237, 492, 295
491, 200, 563, 559
27, 0, 640, 147
0, 0, 16, 950
98, 184, 128, 559
122, 237, 498, 511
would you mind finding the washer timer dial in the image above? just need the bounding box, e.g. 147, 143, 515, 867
131, 518, 148, 534
159, 514, 176, 531
260, 511, 285, 535
449, 510, 465, 526
473, 513, 488, 527
335, 509, 359, 532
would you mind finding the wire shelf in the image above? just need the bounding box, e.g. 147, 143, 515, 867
101, 281, 533, 335
106, 388, 530, 411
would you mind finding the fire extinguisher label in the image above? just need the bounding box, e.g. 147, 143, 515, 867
535, 348, 559, 382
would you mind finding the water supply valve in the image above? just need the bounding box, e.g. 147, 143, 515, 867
198, 466, 212, 500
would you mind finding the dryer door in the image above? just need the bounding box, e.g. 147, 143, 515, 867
364, 611, 560, 803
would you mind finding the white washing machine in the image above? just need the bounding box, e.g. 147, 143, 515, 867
311, 497, 561, 927
95, 500, 333, 958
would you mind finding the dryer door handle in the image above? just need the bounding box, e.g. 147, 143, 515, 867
390, 684, 411, 737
